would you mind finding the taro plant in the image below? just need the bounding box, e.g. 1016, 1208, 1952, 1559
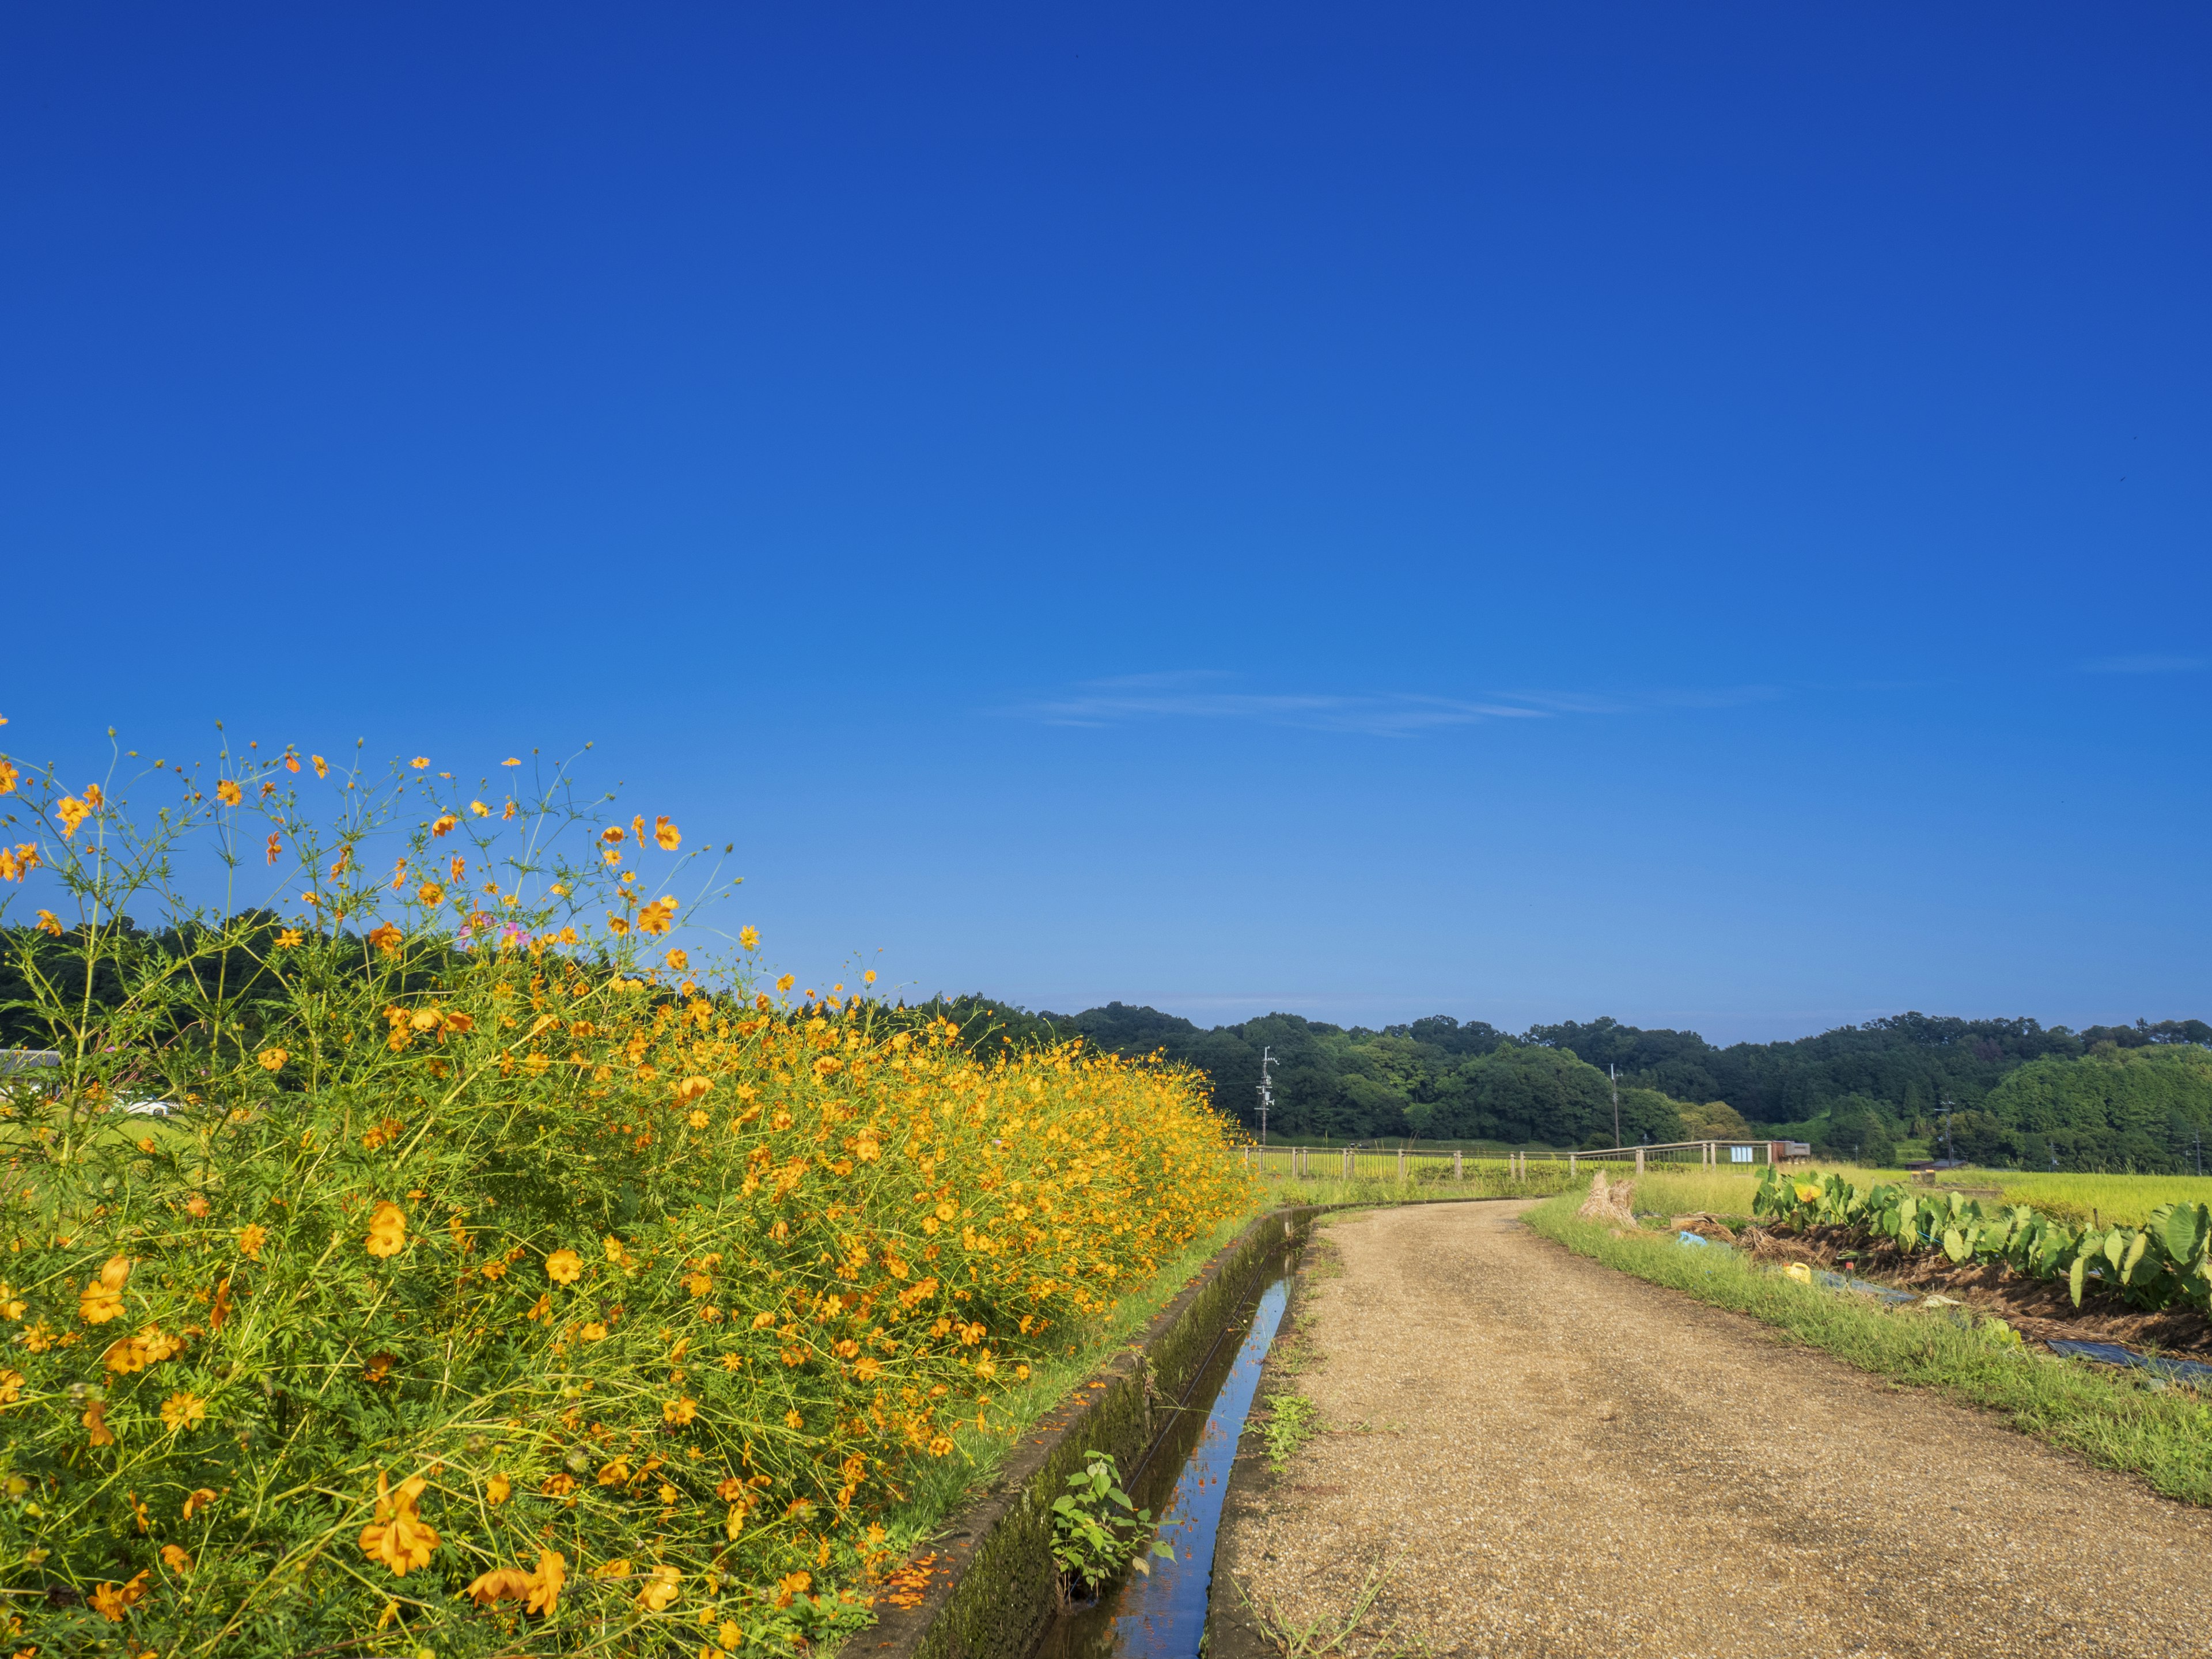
1048, 1451, 1173, 1600
1753, 1166, 2212, 1310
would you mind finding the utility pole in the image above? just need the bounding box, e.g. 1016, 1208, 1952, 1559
1940, 1095, 1955, 1166
1257, 1047, 1276, 1147
1610, 1063, 1621, 1150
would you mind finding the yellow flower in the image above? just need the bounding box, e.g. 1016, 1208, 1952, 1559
55, 794, 90, 838
411, 756, 430, 769
359, 1471, 440, 1577
430, 813, 459, 837
607, 912, 631, 935
275, 927, 304, 949
84, 1397, 116, 1447
601, 825, 626, 844
161, 1543, 194, 1574
750, 1310, 778, 1330
365, 922, 403, 956
637, 1565, 681, 1612
79, 1256, 131, 1324
776, 974, 794, 993
183, 1487, 217, 1520
0, 1367, 22, 1406
257, 1047, 288, 1073
664, 1396, 699, 1425
675, 1075, 713, 1105
664, 948, 689, 972
239, 1224, 267, 1262
783, 1408, 803, 1430
654, 815, 681, 850
469, 800, 490, 817
160, 1391, 206, 1431
863, 968, 876, 983
738, 926, 760, 952
0, 757, 13, 794
579, 1321, 608, 1342
927, 1435, 955, 1457
545, 1248, 583, 1284
486, 1473, 511, 1505
417, 881, 445, 904
365, 1201, 408, 1258
312, 754, 330, 778
216, 779, 241, 805
527, 1547, 566, 1615
35, 909, 62, 937
502, 756, 521, 766
688, 1108, 709, 1129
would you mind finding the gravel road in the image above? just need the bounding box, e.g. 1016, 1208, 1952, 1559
1207, 1199, 2212, 1658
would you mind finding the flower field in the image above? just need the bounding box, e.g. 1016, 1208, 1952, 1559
0, 742, 1252, 1654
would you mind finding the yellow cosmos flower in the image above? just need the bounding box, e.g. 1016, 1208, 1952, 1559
485, 1473, 511, 1505
663, 1396, 699, 1425
664, 948, 689, 972
161, 1543, 193, 1574
239, 1224, 267, 1261
79, 1257, 131, 1324
410, 756, 430, 769
364, 1202, 407, 1259
160, 1391, 206, 1431
358, 1471, 440, 1576
416, 881, 444, 904
738, 925, 760, 951
257, 1047, 287, 1073
275, 927, 304, 948
654, 815, 681, 850
312, 755, 329, 778
544, 1249, 583, 1284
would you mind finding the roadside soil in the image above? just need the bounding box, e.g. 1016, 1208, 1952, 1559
1206, 1200, 2212, 1659
1733, 1224, 2212, 1354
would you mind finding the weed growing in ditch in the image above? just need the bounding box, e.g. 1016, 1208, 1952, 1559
1254, 1392, 1321, 1471
1047, 1450, 1173, 1600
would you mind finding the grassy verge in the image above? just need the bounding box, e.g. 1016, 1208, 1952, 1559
1525, 1191, 2212, 1506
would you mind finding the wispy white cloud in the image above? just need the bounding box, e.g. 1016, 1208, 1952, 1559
1005, 672, 1783, 735
2079, 654, 2207, 676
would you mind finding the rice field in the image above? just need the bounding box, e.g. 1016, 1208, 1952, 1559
1628, 1165, 2212, 1229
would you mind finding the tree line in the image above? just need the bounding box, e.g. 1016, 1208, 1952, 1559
918, 997, 2212, 1174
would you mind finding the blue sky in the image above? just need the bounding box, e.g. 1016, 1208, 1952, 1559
3, 4, 2207, 1042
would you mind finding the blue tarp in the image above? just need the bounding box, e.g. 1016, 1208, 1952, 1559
2047, 1338, 2212, 1386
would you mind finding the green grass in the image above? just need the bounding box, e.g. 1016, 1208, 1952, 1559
1525, 1190, 2212, 1506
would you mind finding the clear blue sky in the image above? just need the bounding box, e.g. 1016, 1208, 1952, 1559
4, 5, 2207, 1043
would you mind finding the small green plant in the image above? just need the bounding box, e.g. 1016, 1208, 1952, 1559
1257, 1392, 1323, 1471
1048, 1452, 1173, 1598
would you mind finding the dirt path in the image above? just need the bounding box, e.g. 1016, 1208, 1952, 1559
1207, 1200, 2212, 1659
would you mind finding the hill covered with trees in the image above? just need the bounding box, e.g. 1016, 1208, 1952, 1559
921, 997, 2212, 1174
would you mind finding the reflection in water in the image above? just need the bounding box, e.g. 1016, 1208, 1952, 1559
1034, 1263, 1292, 1659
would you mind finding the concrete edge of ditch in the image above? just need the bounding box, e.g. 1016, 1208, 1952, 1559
841, 1203, 1325, 1659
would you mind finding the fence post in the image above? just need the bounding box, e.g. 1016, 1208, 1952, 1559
1397, 1147, 1406, 1185
1635, 1147, 1646, 1175
1569, 1152, 1577, 1175
1453, 1149, 1462, 1182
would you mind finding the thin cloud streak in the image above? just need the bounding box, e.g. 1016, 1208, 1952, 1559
1006, 673, 1785, 734
2079, 654, 2207, 675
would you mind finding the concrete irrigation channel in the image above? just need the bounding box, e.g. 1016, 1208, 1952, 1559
1205, 1199, 2212, 1659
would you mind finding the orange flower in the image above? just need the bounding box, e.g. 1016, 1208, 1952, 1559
416, 881, 445, 904
365, 1202, 407, 1259
265, 831, 282, 865
285, 752, 301, 773
257, 1047, 288, 1073
607, 913, 630, 937
654, 815, 681, 851
0, 757, 13, 794
183, 1487, 217, 1520
600, 825, 625, 845
674, 1075, 713, 1105
863, 968, 876, 983
84, 1397, 116, 1447
430, 813, 459, 838
160, 1390, 206, 1431
365, 922, 403, 957
35, 909, 62, 937
239, 1224, 267, 1261
312, 754, 329, 778
663, 1396, 699, 1426
363, 1353, 396, 1385
89, 1570, 149, 1621
638, 896, 676, 937
527, 1547, 566, 1616
664, 948, 689, 972
161, 1543, 194, 1574
55, 794, 90, 837
358, 1471, 440, 1576
79, 1256, 131, 1324
544, 1248, 582, 1285
215, 779, 241, 805
485, 1473, 511, 1505
465, 1565, 535, 1608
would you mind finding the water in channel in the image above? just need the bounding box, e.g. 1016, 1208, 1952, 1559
1032, 1255, 1294, 1659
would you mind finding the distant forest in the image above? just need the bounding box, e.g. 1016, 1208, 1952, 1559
927, 998, 2212, 1176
